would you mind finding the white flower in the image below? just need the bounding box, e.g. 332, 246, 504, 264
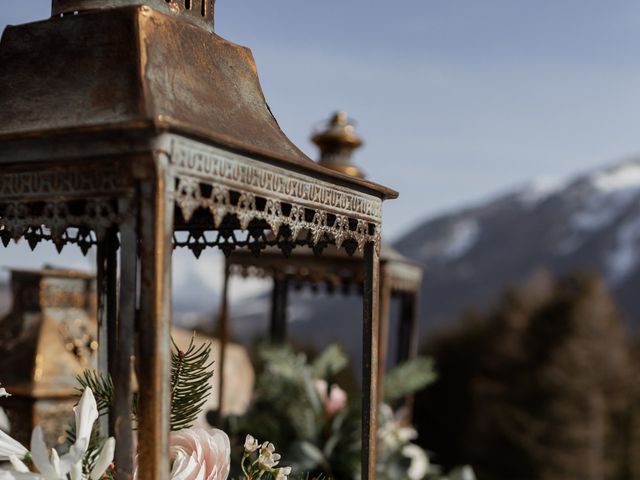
89, 438, 115, 480
169, 428, 230, 480
0, 408, 11, 434
0, 468, 32, 480
402, 444, 430, 480
274, 466, 292, 480
0, 388, 114, 480
0, 388, 11, 398
243, 435, 259, 454
0, 429, 28, 462
378, 403, 418, 452
260, 442, 275, 455
397, 426, 418, 443
258, 442, 280, 469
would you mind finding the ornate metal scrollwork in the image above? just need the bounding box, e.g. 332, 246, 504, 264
169, 136, 382, 258
0, 199, 123, 254
0, 165, 130, 255
0, 136, 383, 259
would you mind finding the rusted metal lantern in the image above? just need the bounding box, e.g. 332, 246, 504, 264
217, 113, 423, 418
0, 2, 397, 479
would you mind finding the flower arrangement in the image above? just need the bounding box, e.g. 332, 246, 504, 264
0, 338, 474, 480
0, 338, 296, 480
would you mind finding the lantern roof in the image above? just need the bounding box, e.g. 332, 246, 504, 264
0, 0, 397, 201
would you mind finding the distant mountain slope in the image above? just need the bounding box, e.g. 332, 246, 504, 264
395, 158, 640, 332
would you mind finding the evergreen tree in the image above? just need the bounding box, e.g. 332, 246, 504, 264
414, 273, 631, 480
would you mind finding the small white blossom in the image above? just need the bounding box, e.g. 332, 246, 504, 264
260, 442, 275, 454
0, 388, 11, 398
275, 466, 292, 480
259, 452, 281, 469
243, 434, 259, 453
402, 444, 430, 480
258, 442, 281, 469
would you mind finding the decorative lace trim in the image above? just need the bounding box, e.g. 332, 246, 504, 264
0, 136, 383, 257
170, 136, 382, 256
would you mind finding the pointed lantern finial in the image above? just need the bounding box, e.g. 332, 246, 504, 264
312, 111, 365, 179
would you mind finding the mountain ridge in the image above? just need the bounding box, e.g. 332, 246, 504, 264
395, 156, 640, 332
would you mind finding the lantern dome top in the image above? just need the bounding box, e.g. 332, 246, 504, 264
0, 2, 397, 201
312, 112, 366, 179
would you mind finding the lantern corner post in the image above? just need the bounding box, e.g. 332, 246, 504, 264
213, 258, 231, 427
362, 239, 381, 480
377, 263, 392, 405
111, 193, 139, 480
270, 274, 289, 344
398, 289, 421, 420
136, 155, 174, 480
398, 291, 421, 364
96, 227, 119, 438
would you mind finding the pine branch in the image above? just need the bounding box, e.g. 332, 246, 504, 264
75, 335, 214, 433
383, 356, 437, 404
170, 336, 214, 431
311, 345, 348, 379
76, 370, 114, 417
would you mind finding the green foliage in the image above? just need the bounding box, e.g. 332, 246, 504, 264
310, 345, 349, 380
73, 336, 334, 479
225, 342, 465, 480
71, 336, 214, 478
76, 335, 214, 432
170, 337, 214, 431
76, 370, 114, 416
384, 356, 437, 404
226, 344, 361, 479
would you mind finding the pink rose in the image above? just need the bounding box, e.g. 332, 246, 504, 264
315, 380, 348, 417
169, 428, 231, 480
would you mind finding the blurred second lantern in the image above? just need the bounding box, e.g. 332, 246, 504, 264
217, 112, 423, 420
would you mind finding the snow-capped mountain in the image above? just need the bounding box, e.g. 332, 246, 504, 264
395, 158, 640, 332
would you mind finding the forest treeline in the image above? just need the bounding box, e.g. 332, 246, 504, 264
414, 272, 640, 480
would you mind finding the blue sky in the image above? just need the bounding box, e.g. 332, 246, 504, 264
2, 1, 640, 240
